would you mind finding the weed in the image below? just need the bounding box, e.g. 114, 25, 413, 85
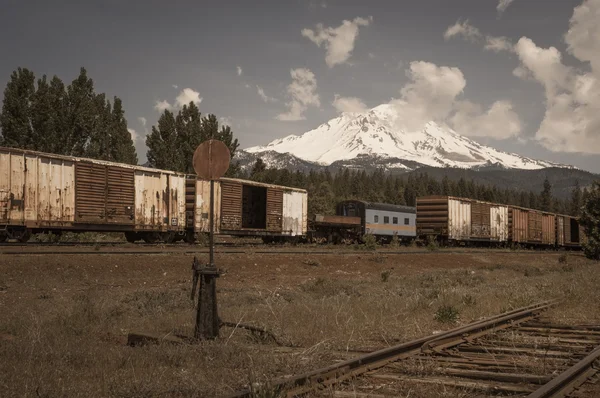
434, 305, 460, 323
381, 270, 391, 282
303, 259, 321, 267
426, 236, 439, 251
462, 294, 476, 306
558, 253, 568, 264
389, 233, 400, 249
362, 234, 377, 251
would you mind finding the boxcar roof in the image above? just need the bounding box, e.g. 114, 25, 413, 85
342, 200, 416, 214
0, 146, 306, 193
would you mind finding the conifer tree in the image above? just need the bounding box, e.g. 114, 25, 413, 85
571, 180, 582, 216
540, 177, 553, 212
580, 181, 600, 260
0, 67, 36, 148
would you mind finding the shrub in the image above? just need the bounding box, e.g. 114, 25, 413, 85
389, 232, 400, 248
426, 236, 439, 251
363, 234, 377, 251
381, 270, 391, 282
434, 305, 460, 323
558, 254, 568, 264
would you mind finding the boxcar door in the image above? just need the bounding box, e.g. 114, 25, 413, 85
220, 180, 242, 230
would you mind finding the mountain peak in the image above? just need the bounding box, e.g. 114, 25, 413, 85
245, 104, 572, 171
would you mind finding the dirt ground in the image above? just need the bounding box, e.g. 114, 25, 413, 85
1, 247, 599, 397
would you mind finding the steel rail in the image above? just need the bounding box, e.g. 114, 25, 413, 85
527, 344, 600, 398
0, 248, 574, 256
224, 300, 557, 398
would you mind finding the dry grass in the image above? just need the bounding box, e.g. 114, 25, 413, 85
0, 251, 598, 397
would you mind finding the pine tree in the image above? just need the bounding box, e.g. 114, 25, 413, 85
540, 178, 553, 212
0, 67, 36, 148
580, 181, 600, 260
66, 67, 97, 156
250, 158, 267, 178
110, 97, 138, 164
571, 180, 582, 216
146, 110, 178, 170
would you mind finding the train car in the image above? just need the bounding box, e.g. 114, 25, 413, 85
555, 213, 586, 248
0, 146, 308, 243
190, 178, 308, 242
416, 196, 509, 245
337, 200, 417, 242
508, 206, 557, 247
0, 146, 188, 243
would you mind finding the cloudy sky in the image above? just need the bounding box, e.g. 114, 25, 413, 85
2, 0, 600, 172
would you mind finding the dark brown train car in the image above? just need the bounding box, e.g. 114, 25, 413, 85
556, 214, 585, 247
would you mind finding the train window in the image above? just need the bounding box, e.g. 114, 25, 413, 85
404, 218, 409, 225
393, 217, 398, 224
374, 215, 379, 223
384, 216, 389, 224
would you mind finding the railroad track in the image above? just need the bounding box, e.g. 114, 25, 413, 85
227, 301, 600, 398
0, 248, 576, 256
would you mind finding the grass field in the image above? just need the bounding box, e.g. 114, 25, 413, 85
1, 248, 598, 397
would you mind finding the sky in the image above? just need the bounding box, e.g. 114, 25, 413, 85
1, 0, 600, 173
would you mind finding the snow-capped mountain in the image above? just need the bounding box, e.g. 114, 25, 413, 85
243, 104, 571, 171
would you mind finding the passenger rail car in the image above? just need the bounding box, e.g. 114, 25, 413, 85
310, 200, 416, 243
0, 147, 307, 243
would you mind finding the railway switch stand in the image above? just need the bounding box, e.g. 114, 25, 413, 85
191, 256, 221, 340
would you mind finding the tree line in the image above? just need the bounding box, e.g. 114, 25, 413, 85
244, 159, 588, 218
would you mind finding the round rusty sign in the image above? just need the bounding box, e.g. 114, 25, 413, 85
192, 139, 231, 180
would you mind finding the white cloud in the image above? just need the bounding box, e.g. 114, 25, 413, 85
276, 68, 320, 121
368, 52, 375, 59
244, 84, 251, 89
172, 84, 178, 89
256, 85, 277, 103
451, 100, 522, 139
155, 88, 203, 112
508, 0, 600, 154
565, 0, 600, 72
497, 0, 516, 16
138, 117, 147, 127
128, 128, 139, 142
444, 20, 514, 53
219, 116, 233, 127
301, 16, 373, 67
389, 61, 522, 139
391, 61, 466, 131
444, 20, 481, 41
484, 36, 514, 53
154, 100, 172, 112
332, 95, 368, 113
175, 88, 203, 108
237, 66, 243, 76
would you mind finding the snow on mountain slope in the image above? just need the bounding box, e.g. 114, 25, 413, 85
245, 104, 570, 170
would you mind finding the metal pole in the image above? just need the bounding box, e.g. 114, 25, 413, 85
209, 179, 215, 266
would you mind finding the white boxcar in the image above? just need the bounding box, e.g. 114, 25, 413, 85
417, 196, 509, 243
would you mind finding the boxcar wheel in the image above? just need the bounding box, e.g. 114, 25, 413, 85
184, 232, 196, 244
142, 232, 160, 244
161, 232, 176, 244
124, 232, 139, 243
0, 233, 6, 243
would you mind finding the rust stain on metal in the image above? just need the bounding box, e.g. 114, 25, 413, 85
193, 139, 231, 180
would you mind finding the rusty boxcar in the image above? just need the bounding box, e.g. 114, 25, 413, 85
508, 206, 556, 246
416, 196, 508, 244
0, 147, 308, 243
189, 178, 308, 242
0, 146, 188, 242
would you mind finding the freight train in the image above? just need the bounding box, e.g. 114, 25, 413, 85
0, 146, 588, 249
0, 146, 307, 243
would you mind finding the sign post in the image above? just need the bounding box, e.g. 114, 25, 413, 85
190, 139, 230, 340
